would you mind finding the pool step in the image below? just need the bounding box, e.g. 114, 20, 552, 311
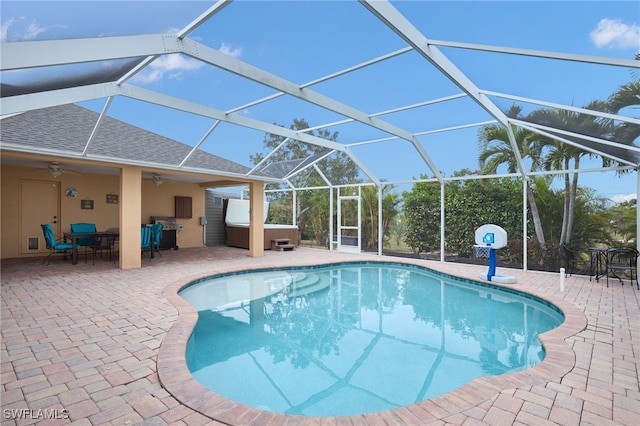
271, 238, 296, 251
289, 273, 330, 297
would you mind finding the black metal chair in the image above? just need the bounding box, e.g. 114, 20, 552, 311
560, 243, 590, 276
605, 248, 639, 289
104, 227, 119, 263
90, 233, 112, 264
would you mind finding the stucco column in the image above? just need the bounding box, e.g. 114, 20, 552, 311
120, 167, 142, 269
249, 181, 264, 257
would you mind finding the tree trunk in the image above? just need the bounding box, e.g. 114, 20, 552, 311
526, 180, 546, 248
296, 196, 307, 244
369, 199, 377, 250
565, 157, 580, 244
559, 159, 571, 244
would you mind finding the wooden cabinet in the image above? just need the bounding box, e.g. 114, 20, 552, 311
175, 196, 192, 218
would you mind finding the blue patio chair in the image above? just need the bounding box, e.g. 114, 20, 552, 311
141, 226, 153, 261
41, 224, 79, 265
151, 223, 163, 258
70, 223, 97, 263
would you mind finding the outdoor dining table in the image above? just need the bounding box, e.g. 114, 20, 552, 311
64, 230, 120, 265
588, 247, 638, 284
588, 247, 608, 281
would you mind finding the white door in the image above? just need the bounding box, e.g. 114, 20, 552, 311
337, 192, 361, 254
21, 180, 61, 254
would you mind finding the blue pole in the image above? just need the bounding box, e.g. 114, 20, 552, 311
487, 248, 496, 281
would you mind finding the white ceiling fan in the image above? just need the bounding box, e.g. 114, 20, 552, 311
29, 161, 81, 177
147, 173, 178, 186
152, 173, 165, 186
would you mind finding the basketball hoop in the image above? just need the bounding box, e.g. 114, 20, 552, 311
473, 245, 491, 259
473, 224, 516, 284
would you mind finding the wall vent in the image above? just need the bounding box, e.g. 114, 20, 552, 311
27, 237, 40, 251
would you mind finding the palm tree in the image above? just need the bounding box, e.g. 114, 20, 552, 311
538, 137, 587, 244
527, 96, 629, 244
528, 88, 640, 244
530, 74, 639, 243
478, 109, 546, 247
361, 184, 400, 250
608, 200, 637, 244
606, 81, 640, 147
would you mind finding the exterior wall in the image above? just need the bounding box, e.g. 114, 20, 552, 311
141, 178, 206, 250
0, 165, 207, 259
204, 190, 227, 246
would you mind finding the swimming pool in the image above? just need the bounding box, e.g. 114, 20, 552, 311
179, 262, 564, 417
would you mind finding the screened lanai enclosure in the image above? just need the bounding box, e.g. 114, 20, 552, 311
1, 0, 639, 270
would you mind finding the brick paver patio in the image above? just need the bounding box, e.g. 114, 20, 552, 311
1, 246, 639, 425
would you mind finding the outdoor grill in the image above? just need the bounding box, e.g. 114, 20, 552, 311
150, 216, 179, 250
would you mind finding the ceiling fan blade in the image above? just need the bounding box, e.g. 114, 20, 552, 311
62, 169, 82, 176
48, 162, 81, 176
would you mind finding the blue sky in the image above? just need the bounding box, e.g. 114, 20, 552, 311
2, 1, 639, 203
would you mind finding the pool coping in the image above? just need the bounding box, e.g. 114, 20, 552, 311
157, 257, 587, 425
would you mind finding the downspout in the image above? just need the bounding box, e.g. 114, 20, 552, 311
523, 177, 528, 272
440, 182, 445, 262
378, 185, 383, 256
329, 186, 334, 251
292, 189, 297, 227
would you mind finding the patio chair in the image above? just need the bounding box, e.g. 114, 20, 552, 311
141, 226, 153, 261
90, 233, 112, 265
104, 227, 119, 263
560, 243, 590, 276
70, 223, 97, 263
41, 224, 79, 265
605, 248, 639, 289
151, 223, 163, 258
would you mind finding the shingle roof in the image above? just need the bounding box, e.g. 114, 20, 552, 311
0, 103, 266, 178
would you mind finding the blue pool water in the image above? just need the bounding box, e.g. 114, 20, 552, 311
180, 262, 563, 417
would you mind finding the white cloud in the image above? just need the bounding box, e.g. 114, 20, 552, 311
611, 193, 637, 204
24, 22, 48, 40
132, 43, 242, 84
154, 54, 204, 72
133, 68, 164, 85
590, 18, 640, 49
1, 17, 64, 42
1, 17, 17, 42
219, 43, 242, 58
132, 54, 204, 84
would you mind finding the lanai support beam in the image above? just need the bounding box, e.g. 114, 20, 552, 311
440, 183, 445, 263
523, 178, 528, 272
363, 0, 532, 265
2, 32, 443, 185
378, 185, 383, 256
248, 181, 265, 258
82, 96, 113, 157
120, 166, 142, 270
